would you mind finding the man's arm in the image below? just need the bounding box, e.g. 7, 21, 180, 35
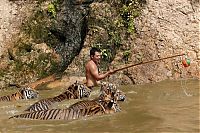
90, 64, 112, 81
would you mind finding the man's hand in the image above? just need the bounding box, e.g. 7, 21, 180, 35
108, 69, 116, 75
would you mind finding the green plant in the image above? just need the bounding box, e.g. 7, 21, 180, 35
47, 3, 56, 18
123, 50, 131, 58
119, 0, 142, 33
101, 49, 112, 61
47, 0, 59, 18
93, 43, 113, 71
108, 31, 121, 48
123, 50, 131, 63
93, 44, 109, 60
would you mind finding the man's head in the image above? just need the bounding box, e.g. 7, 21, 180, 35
90, 47, 101, 63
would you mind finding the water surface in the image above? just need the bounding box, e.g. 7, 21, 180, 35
0, 79, 199, 133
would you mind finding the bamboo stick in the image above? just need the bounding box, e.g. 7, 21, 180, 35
113, 53, 184, 72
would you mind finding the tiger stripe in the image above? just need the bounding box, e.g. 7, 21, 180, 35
24, 81, 91, 112
9, 100, 112, 120
0, 87, 39, 102
10, 82, 123, 120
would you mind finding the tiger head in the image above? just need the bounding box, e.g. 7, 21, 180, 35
100, 82, 126, 102
106, 99, 121, 113
19, 87, 39, 100
98, 95, 121, 113
67, 81, 91, 98
99, 82, 126, 113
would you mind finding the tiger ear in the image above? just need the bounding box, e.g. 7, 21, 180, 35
72, 80, 77, 84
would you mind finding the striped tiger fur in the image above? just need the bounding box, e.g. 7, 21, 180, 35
24, 82, 125, 112
9, 99, 119, 120
68, 91, 122, 114
65, 82, 124, 113
24, 81, 91, 112
0, 87, 39, 102
9, 85, 121, 120
100, 82, 126, 101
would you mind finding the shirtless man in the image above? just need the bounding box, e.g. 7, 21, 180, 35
85, 47, 115, 89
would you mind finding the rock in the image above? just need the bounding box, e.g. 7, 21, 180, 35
51, 0, 94, 72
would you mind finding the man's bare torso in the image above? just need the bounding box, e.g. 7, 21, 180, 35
85, 60, 98, 87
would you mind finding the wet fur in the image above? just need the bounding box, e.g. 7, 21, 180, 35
10, 83, 124, 120
24, 81, 91, 112
0, 87, 38, 102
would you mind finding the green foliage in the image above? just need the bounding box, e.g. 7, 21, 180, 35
94, 43, 112, 61
21, 1, 59, 47
49, 59, 59, 74
47, 3, 56, 18
101, 49, 112, 61
50, 0, 60, 16
92, 43, 113, 71
14, 52, 57, 78
123, 50, 131, 58
88, 0, 146, 70
120, 3, 140, 33
123, 50, 131, 63
108, 0, 145, 34
108, 31, 121, 48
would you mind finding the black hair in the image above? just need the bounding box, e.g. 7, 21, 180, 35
90, 47, 101, 56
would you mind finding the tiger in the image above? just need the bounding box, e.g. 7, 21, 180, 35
24, 82, 125, 112
9, 99, 119, 120
0, 87, 39, 102
9, 83, 121, 120
68, 83, 123, 114
24, 81, 91, 112
68, 82, 126, 112
100, 82, 126, 102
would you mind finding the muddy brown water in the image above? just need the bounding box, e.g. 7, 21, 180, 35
0, 79, 199, 133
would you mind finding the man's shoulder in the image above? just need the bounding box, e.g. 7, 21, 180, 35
86, 60, 96, 68
87, 60, 94, 65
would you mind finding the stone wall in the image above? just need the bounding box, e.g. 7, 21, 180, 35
128, 0, 199, 84
0, 0, 34, 57
66, 0, 199, 85
0, 0, 94, 89
0, 0, 18, 57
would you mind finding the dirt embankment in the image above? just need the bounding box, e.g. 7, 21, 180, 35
0, 0, 33, 56
0, 0, 199, 89
0, 0, 18, 57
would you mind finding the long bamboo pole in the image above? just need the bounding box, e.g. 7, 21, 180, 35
113, 53, 184, 72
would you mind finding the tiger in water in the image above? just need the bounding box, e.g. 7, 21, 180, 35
0, 87, 39, 102
9, 99, 119, 120
24, 81, 91, 112
24, 82, 125, 112
67, 82, 125, 112
100, 82, 126, 102
9, 83, 124, 120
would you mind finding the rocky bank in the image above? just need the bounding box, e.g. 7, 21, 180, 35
66, 0, 199, 84
0, 0, 199, 89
